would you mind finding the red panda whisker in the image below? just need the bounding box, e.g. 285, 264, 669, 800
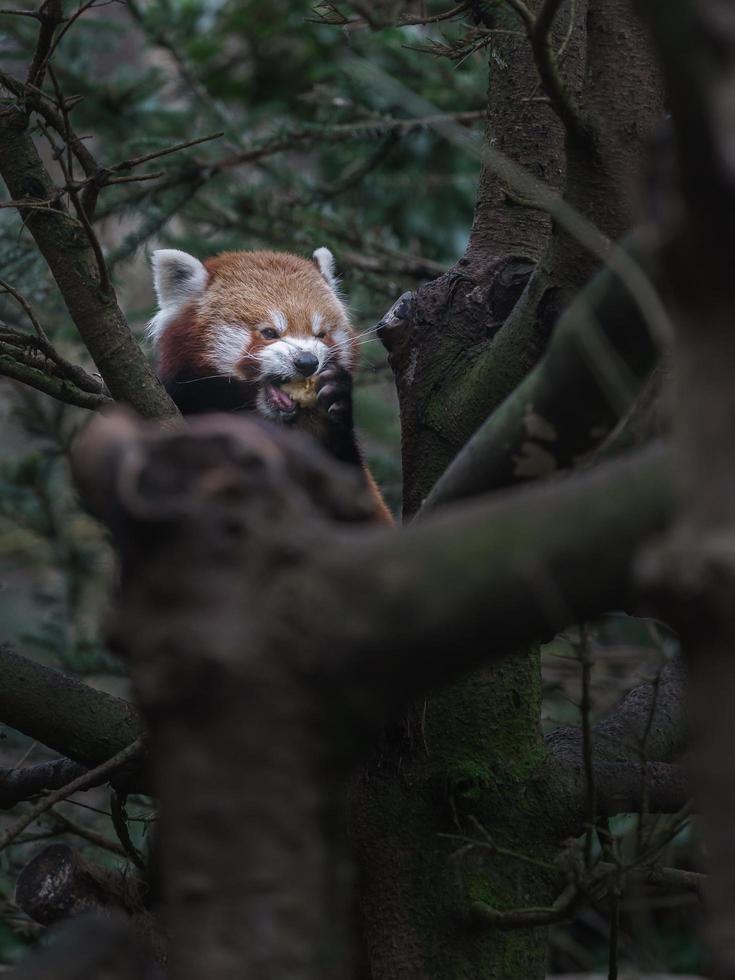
176, 373, 234, 384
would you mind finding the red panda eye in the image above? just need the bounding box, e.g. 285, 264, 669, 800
316, 330, 327, 339
261, 328, 279, 340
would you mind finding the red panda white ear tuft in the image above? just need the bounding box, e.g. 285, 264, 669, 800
148, 249, 208, 340
312, 246, 339, 292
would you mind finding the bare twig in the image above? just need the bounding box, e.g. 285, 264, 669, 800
0, 343, 112, 410
110, 791, 146, 871
113, 131, 224, 172
50, 807, 128, 859
0, 277, 48, 341
45, 69, 110, 292
212, 112, 484, 172
0, 322, 109, 396
25, 0, 63, 89
577, 624, 596, 867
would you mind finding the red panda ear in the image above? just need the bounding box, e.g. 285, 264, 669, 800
312, 247, 339, 292
149, 249, 208, 340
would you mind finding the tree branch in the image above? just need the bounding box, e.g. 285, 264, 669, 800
0, 645, 143, 773
0, 758, 87, 809
528, 0, 591, 143
546, 659, 688, 832
421, 232, 661, 513
0, 738, 144, 854
73, 411, 675, 725
0, 100, 177, 419
0, 346, 111, 410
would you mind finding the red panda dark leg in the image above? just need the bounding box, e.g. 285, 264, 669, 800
314, 364, 361, 466
315, 365, 394, 525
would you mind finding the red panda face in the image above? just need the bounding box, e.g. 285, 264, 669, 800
149, 247, 356, 420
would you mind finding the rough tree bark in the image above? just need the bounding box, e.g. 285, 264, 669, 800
47, 411, 674, 980
352, 2, 666, 977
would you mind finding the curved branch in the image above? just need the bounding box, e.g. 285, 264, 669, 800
529, 0, 592, 143
0, 645, 143, 770
0, 347, 111, 410
330, 444, 674, 708
545, 659, 689, 832
422, 233, 661, 513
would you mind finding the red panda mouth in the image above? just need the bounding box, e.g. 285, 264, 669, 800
264, 382, 296, 415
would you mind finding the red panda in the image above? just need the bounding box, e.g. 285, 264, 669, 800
148, 246, 393, 525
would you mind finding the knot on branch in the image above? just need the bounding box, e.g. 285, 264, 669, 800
376, 290, 414, 353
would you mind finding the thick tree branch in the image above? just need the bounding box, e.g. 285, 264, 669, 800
546, 659, 688, 832
422, 232, 661, 513
69, 404, 675, 978
331, 445, 674, 706
0, 645, 143, 773
73, 412, 675, 721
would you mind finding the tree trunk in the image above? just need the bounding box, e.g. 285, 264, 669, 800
355, 3, 664, 977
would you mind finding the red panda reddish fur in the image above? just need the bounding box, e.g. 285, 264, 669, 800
150, 247, 393, 525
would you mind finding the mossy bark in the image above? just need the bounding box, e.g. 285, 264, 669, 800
352, 652, 561, 979
360, 3, 665, 974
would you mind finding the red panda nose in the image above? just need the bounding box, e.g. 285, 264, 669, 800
293, 352, 319, 377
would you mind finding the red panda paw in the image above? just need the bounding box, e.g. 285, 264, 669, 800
316, 365, 354, 428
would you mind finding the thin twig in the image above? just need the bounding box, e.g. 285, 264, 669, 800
607, 880, 620, 980
110, 791, 146, 871
112, 131, 224, 172
578, 624, 596, 867
213, 112, 484, 172
50, 807, 128, 859
0, 277, 48, 342
0, 325, 108, 396
44, 71, 111, 292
